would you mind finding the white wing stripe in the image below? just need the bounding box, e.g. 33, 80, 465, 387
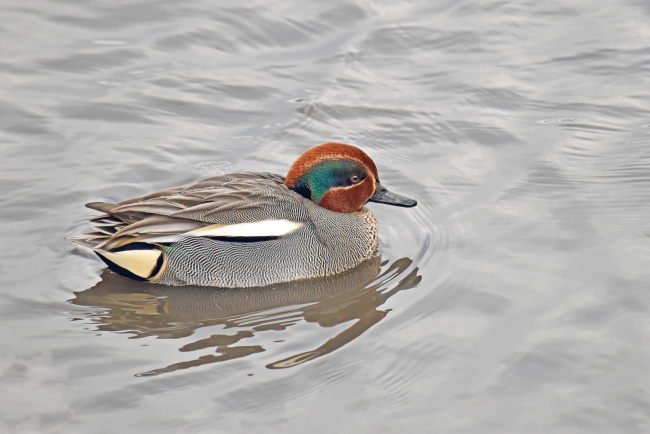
187, 219, 303, 238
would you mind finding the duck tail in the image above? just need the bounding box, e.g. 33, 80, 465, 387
94, 243, 167, 282
65, 233, 109, 250
85, 202, 119, 213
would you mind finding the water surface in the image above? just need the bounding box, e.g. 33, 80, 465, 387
2, 0, 650, 432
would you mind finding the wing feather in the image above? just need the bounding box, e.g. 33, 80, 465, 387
187, 220, 303, 238
70, 172, 304, 253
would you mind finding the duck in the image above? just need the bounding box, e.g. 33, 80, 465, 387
67, 142, 417, 287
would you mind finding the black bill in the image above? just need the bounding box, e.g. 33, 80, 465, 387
368, 183, 417, 207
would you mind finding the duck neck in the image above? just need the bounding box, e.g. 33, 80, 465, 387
290, 176, 315, 201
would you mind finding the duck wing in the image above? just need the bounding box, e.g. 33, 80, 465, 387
66, 172, 309, 282
67, 172, 305, 251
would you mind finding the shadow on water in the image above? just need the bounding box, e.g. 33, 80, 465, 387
69, 256, 421, 376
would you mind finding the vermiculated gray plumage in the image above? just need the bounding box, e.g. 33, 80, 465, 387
69, 172, 378, 287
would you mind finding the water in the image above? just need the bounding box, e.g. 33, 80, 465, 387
2, 0, 650, 432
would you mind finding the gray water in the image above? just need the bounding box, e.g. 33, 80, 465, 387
2, 0, 650, 432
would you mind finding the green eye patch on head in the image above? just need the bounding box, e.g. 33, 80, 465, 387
295, 159, 368, 202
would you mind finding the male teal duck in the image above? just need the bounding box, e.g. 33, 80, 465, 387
68, 142, 417, 287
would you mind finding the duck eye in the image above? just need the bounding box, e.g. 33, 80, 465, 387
351, 175, 360, 183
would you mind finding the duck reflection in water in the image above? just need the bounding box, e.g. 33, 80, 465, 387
70, 256, 421, 376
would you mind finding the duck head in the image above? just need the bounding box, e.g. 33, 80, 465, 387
285, 142, 417, 213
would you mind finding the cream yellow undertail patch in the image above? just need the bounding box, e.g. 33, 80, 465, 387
96, 249, 162, 279
187, 219, 303, 238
